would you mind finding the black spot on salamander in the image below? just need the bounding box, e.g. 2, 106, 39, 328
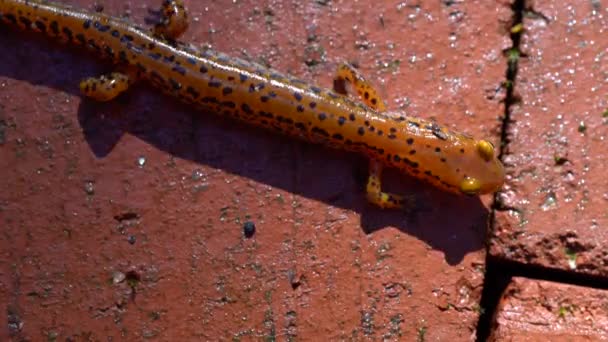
104, 46, 115, 57
277, 116, 294, 124
460, 148, 465, 153
49, 21, 59, 35
199, 65, 208, 73
186, 86, 200, 99
150, 71, 165, 85
426, 122, 448, 140
394, 155, 401, 162
163, 55, 176, 64
34, 20, 46, 32
377, 130, 383, 136
309, 102, 317, 109
241, 103, 253, 115
172, 65, 187, 76
432, 129, 448, 140
310, 86, 322, 94
83, 19, 92, 29
119, 50, 128, 63
338, 116, 346, 125
349, 113, 356, 121
148, 52, 162, 60
111, 30, 120, 38
3, 14, 17, 25
93, 21, 111, 32
294, 92, 303, 101
268, 91, 277, 98
295, 122, 306, 131
239, 73, 248, 82
18, 16, 31, 28
388, 134, 396, 139
312, 127, 329, 137
87, 39, 101, 52
169, 78, 182, 90
120, 34, 134, 43
296, 105, 304, 112
435, 147, 441, 152
227, 76, 235, 81
75, 33, 86, 45
223, 87, 233, 96
364, 120, 370, 126
371, 98, 377, 106
403, 158, 419, 168
332, 133, 344, 140
260, 95, 269, 102
62, 27, 73, 41
318, 113, 327, 121
424, 170, 432, 176
201, 97, 219, 104
259, 111, 273, 118
364, 91, 369, 99
406, 138, 414, 145
440, 157, 447, 163
186, 57, 197, 65
409, 150, 416, 155
357, 127, 365, 136
390, 127, 397, 133
368, 126, 375, 132
327, 92, 339, 99
408, 120, 420, 128
221, 101, 236, 108
208, 79, 222, 88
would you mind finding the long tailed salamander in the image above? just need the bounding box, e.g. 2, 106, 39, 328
0, 0, 504, 209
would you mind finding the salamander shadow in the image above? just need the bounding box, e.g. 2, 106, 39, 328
0, 30, 488, 266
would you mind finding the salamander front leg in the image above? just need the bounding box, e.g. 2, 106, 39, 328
152, 0, 188, 40
79, 71, 134, 102
366, 159, 410, 210
333, 63, 387, 112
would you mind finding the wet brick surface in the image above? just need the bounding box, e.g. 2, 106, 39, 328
489, 277, 608, 341
1, 0, 512, 340
491, 1, 608, 275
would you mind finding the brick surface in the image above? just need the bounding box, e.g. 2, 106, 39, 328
1, 0, 510, 340
489, 277, 608, 341
491, 0, 608, 275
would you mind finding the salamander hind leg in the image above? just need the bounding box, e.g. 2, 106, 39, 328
79, 72, 134, 102
366, 159, 411, 210
333, 63, 386, 112
152, 0, 189, 40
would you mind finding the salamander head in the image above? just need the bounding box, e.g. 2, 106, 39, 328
457, 139, 505, 195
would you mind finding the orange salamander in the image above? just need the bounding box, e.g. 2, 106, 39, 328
0, 0, 505, 209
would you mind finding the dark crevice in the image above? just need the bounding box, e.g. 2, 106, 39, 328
476, 0, 601, 340
477, 256, 608, 341
476, 0, 525, 340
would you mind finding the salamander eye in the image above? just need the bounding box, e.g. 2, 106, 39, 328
460, 177, 481, 195
476, 140, 494, 162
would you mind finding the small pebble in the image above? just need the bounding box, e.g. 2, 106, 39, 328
243, 221, 256, 238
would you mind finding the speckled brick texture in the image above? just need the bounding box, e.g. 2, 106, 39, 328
489, 277, 608, 341
1, 0, 511, 340
491, 1, 608, 275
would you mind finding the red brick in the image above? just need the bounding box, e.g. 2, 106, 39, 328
1, 0, 511, 340
491, 0, 608, 275
490, 277, 608, 341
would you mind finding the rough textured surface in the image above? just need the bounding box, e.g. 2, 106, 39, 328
491, 1, 608, 275
489, 277, 608, 341
0, 0, 510, 340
